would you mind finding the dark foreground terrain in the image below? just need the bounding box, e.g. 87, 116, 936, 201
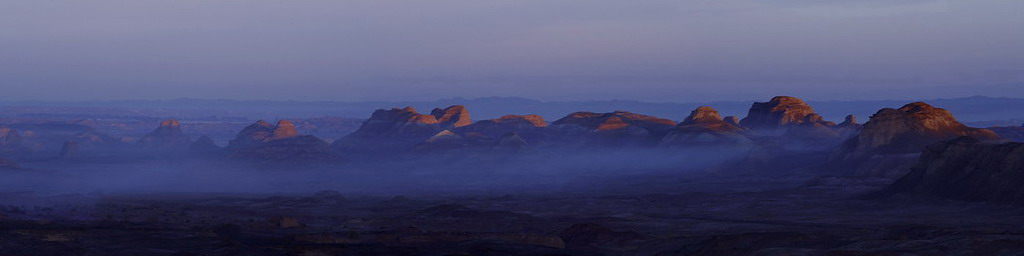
3, 172, 1024, 256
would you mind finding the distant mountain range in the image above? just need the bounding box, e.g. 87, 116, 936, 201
2, 96, 1023, 125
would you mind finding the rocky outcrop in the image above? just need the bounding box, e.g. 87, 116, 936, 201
831, 102, 1001, 178
430, 105, 472, 129
138, 120, 192, 150
271, 120, 299, 139
227, 120, 276, 150
882, 137, 1024, 203
455, 115, 548, 143
835, 102, 1000, 160
332, 106, 447, 153
838, 115, 859, 127
660, 106, 750, 146
740, 96, 825, 132
228, 120, 332, 161
550, 111, 675, 146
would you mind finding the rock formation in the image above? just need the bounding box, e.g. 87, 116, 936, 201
740, 96, 826, 132
838, 115, 859, 127
660, 106, 750, 146
271, 120, 299, 139
228, 120, 332, 161
834, 114, 862, 138
882, 137, 1024, 203
550, 111, 675, 146
333, 105, 474, 153
332, 106, 443, 153
831, 102, 1001, 178
227, 120, 276, 150
430, 105, 472, 129
782, 114, 841, 140
138, 119, 192, 150
456, 115, 548, 142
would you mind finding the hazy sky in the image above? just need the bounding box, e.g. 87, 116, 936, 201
1, 0, 1022, 102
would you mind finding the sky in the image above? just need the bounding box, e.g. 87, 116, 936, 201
1, 0, 1023, 102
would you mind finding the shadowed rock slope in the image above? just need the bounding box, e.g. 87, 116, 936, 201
882, 137, 1024, 203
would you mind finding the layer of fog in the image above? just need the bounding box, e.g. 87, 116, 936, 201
0, 147, 750, 197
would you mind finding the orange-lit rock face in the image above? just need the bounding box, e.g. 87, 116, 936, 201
160, 119, 180, 128
552, 111, 674, 133
495, 115, 547, 127
740, 96, 821, 130
333, 106, 459, 153
829, 102, 1002, 178
596, 117, 630, 131
431, 105, 472, 129
550, 111, 675, 146
680, 106, 723, 126
847, 102, 1000, 156
226, 120, 332, 160
661, 106, 749, 146
271, 120, 299, 139
458, 115, 546, 134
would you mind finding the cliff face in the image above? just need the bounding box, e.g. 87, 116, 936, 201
883, 137, 1024, 203
831, 102, 1001, 178
660, 106, 749, 146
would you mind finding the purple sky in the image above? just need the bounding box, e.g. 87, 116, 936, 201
2, 0, 1023, 102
